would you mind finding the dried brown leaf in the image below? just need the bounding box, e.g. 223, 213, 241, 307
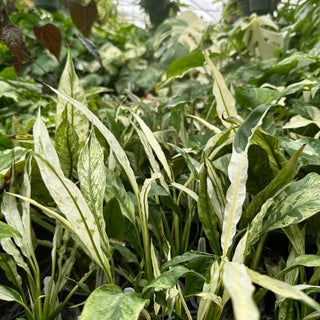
33, 23, 61, 61
2, 24, 25, 62
70, 0, 98, 37
14, 56, 22, 77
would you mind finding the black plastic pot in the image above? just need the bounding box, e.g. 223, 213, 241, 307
33, 0, 59, 11
239, 0, 278, 16
240, 0, 250, 16
249, 0, 276, 15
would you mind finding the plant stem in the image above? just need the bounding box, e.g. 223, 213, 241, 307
177, 283, 193, 320
251, 233, 268, 271
138, 204, 153, 282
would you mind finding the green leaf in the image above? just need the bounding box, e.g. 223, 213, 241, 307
0, 253, 22, 289
247, 173, 320, 252
236, 86, 278, 109
0, 285, 23, 303
184, 254, 213, 297
198, 164, 221, 255
276, 255, 320, 279
0, 221, 21, 240
104, 198, 124, 240
247, 268, 320, 312
169, 144, 200, 180
243, 144, 304, 225
223, 262, 259, 320
161, 251, 215, 271
81, 284, 148, 320
221, 104, 273, 257
147, 265, 206, 290
234, 104, 273, 153
56, 49, 89, 146
205, 52, 239, 128
280, 137, 320, 167
111, 241, 139, 265
55, 109, 79, 178
276, 79, 313, 100
166, 51, 205, 79
133, 113, 172, 181
250, 129, 286, 174
246, 144, 274, 195
105, 169, 135, 226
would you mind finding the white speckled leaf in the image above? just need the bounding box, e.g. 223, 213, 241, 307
78, 127, 107, 233
49, 86, 140, 204
34, 112, 107, 269
56, 50, 89, 146
81, 284, 147, 320
247, 173, 320, 252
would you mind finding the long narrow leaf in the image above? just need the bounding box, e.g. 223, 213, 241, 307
247, 268, 320, 312
1, 190, 30, 258
33, 112, 109, 274
0, 221, 21, 240
78, 127, 109, 250
133, 122, 169, 193
171, 181, 198, 202
198, 165, 221, 255
56, 49, 89, 146
223, 261, 259, 320
197, 261, 222, 320
243, 144, 305, 224
221, 104, 273, 257
205, 52, 239, 127
133, 112, 173, 181
49, 86, 140, 203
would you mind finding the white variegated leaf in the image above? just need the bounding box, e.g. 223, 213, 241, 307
33, 112, 108, 272
205, 52, 239, 128
49, 86, 140, 204
171, 182, 199, 202
223, 261, 259, 320
247, 268, 320, 312
221, 148, 248, 256
78, 127, 109, 249
56, 50, 89, 146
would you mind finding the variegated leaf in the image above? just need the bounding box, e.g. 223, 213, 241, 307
223, 261, 259, 320
56, 49, 89, 146
33, 112, 109, 274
